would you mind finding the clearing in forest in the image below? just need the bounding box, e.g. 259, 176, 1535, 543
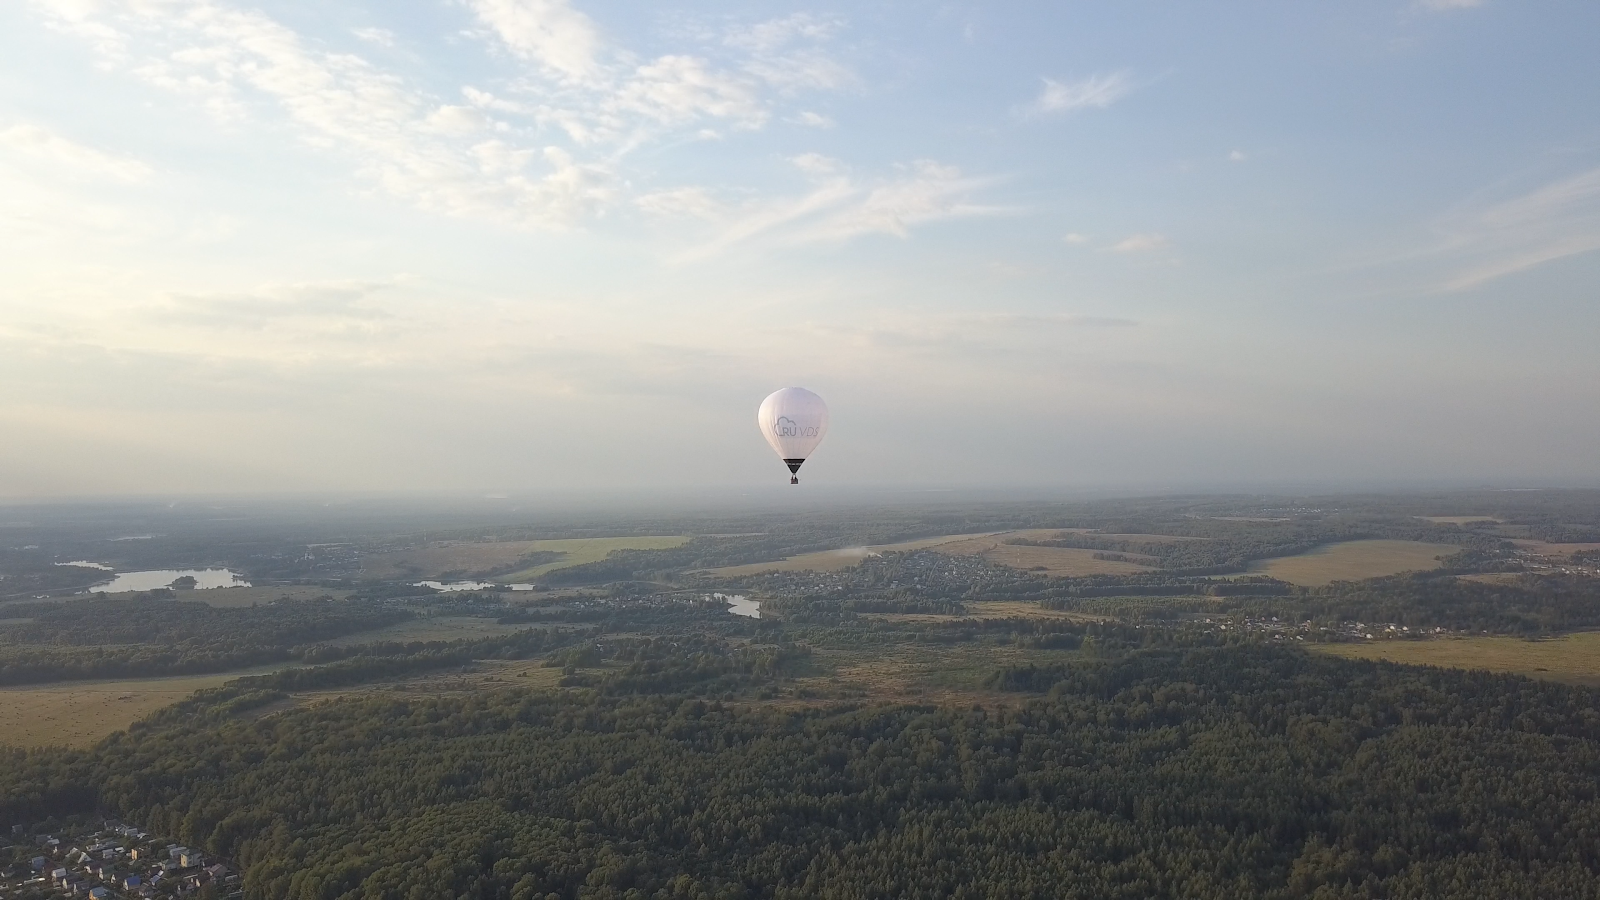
711, 529, 1188, 577
707, 533, 1004, 576
1247, 539, 1459, 586
322, 616, 545, 646
1312, 632, 1600, 686
0, 665, 292, 749
360, 536, 689, 581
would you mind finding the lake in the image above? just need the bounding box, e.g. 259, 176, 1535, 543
712, 592, 761, 619
93, 568, 251, 592
414, 581, 497, 592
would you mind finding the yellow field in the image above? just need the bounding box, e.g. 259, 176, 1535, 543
360, 536, 689, 582
0, 666, 291, 749
1247, 540, 1459, 586
1312, 632, 1600, 686
323, 616, 541, 646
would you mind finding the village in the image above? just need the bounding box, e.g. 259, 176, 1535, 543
1, 822, 237, 899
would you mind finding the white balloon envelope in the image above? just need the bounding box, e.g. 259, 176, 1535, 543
757, 387, 829, 484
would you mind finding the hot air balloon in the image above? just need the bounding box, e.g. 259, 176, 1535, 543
758, 387, 829, 484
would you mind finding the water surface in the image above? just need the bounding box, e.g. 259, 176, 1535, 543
94, 569, 251, 592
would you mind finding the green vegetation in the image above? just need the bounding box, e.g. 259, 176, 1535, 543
8, 492, 1600, 898
0, 594, 410, 685
8, 641, 1600, 899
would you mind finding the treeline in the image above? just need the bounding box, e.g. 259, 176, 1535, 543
8, 644, 1600, 898
0, 595, 410, 685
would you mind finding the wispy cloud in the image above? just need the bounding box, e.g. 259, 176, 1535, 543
675, 157, 1009, 260
0, 123, 152, 183
466, 0, 605, 83
1435, 167, 1600, 290
1416, 0, 1484, 11
1108, 233, 1168, 253
27, 0, 866, 232
156, 281, 398, 330
1027, 71, 1134, 116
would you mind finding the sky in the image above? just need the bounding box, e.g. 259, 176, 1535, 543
1, 0, 1598, 498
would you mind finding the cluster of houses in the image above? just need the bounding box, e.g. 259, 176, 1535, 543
4, 822, 238, 899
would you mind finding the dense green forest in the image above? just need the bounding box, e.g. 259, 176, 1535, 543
7, 642, 1600, 899
0, 595, 410, 684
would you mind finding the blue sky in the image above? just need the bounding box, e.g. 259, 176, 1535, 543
1, 0, 1597, 496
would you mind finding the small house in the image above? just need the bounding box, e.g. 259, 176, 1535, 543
123, 873, 143, 889
180, 849, 205, 867
89, 888, 111, 900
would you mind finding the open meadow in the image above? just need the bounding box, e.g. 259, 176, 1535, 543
1312, 632, 1600, 686
322, 616, 546, 646
1247, 539, 1458, 585
360, 536, 689, 581
709, 529, 1187, 577
0, 665, 294, 749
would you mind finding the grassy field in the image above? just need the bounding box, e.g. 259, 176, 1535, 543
184, 585, 353, 608
0, 665, 293, 749
1418, 516, 1501, 525
707, 533, 1004, 576
1312, 632, 1600, 686
361, 536, 689, 582
710, 530, 1178, 578
863, 600, 1105, 625
323, 616, 544, 646
1247, 539, 1459, 586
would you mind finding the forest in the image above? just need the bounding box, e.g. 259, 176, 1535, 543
7, 639, 1600, 899
8, 493, 1600, 898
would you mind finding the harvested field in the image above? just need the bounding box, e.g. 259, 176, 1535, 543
1247, 540, 1459, 586
1312, 632, 1600, 687
360, 536, 689, 581
0, 665, 292, 749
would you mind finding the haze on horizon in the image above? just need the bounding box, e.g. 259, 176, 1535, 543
1, 0, 1597, 498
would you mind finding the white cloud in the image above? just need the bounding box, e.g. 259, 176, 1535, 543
1229, 149, 1247, 162
1063, 232, 1089, 244
680, 159, 1007, 259
790, 111, 835, 128
158, 280, 397, 332
0, 123, 153, 182
23, 0, 965, 245
1416, 0, 1484, 11
1029, 71, 1133, 116
1434, 167, 1600, 290
617, 55, 765, 127
352, 27, 395, 47
27, 0, 618, 227
635, 187, 721, 219
724, 13, 843, 53
1108, 233, 1168, 253
466, 0, 604, 83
